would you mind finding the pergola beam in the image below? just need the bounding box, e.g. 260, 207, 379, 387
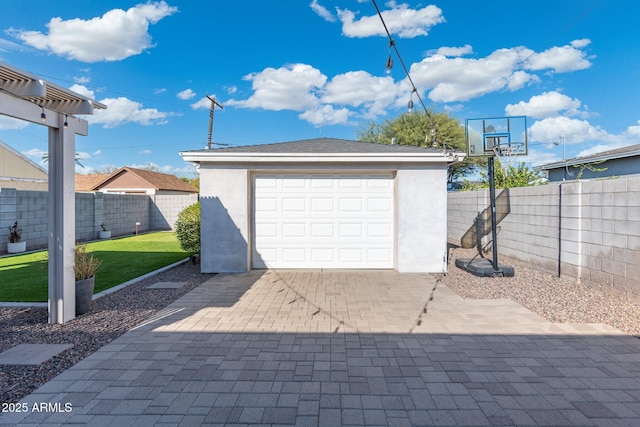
0, 91, 88, 134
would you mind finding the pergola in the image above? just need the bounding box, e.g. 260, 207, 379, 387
0, 61, 105, 324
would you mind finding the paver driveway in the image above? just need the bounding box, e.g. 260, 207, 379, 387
2, 270, 640, 426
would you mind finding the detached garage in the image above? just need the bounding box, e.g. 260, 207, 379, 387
180, 138, 461, 273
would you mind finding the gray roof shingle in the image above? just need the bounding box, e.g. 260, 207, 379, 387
186, 138, 442, 154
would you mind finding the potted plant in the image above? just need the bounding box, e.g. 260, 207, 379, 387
74, 243, 101, 315
99, 223, 111, 239
7, 221, 26, 254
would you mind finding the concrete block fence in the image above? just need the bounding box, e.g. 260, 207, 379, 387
448, 175, 640, 298
0, 189, 198, 254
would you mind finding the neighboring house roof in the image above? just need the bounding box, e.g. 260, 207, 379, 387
89, 167, 198, 193
75, 173, 111, 192
539, 144, 640, 170
181, 138, 464, 164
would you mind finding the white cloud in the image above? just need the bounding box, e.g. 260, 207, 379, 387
154, 88, 167, 95
337, 3, 444, 38
177, 88, 196, 100
410, 46, 536, 102
21, 148, 48, 164
8, 1, 177, 62
322, 71, 399, 117
299, 105, 351, 126
529, 116, 609, 145
139, 149, 152, 155
225, 85, 237, 95
505, 91, 582, 119
0, 116, 29, 130
190, 96, 219, 110
435, 45, 472, 57
93, 150, 102, 157
226, 38, 593, 127
229, 64, 327, 111
310, 0, 336, 22
407, 40, 591, 103
525, 39, 592, 72
89, 97, 171, 128
74, 75, 91, 84
69, 83, 96, 99
625, 120, 640, 138
68, 84, 174, 127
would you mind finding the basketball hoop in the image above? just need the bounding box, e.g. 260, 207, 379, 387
492, 142, 524, 167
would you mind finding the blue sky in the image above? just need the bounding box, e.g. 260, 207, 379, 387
1, 0, 639, 177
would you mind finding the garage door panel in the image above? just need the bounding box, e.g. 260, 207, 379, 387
339, 198, 363, 212
311, 223, 335, 238
310, 248, 335, 263
255, 197, 278, 212
282, 223, 306, 238
367, 197, 393, 212
282, 197, 306, 212
310, 198, 334, 212
253, 174, 394, 269
339, 223, 363, 238
368, 222, 393, 238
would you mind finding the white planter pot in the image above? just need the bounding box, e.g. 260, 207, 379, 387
99, 230, 111, 239
7, 241, 26, 254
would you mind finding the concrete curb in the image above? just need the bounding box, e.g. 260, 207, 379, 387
0, 258, 190, 308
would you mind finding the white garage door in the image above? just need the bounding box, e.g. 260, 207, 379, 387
253, 174, 395, 269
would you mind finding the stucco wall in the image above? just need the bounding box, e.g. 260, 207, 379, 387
447, 176, 640, 297
198, 163, 450, 273
199, 166, 249, 273
396, 167, 448, 272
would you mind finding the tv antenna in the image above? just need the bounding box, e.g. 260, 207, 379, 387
206, 95, 225, 149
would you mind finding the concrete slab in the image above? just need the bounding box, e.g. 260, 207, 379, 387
146, 281, 187, 289
0, 344, 73, 366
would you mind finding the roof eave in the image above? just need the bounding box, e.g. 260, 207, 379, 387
180, 151, 464, 164
539, 149, 640, 170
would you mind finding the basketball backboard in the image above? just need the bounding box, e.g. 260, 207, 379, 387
465, 116, 528, 158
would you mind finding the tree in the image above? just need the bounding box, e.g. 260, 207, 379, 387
180, 176, 199, 191
462, 159, 545, 190
357, 110, 483, 183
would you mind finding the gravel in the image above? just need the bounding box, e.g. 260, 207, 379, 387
0, 260, 215, 404
2, 248, 639, 404
441, 246, 640, 338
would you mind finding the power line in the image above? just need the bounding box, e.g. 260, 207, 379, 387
370, 0, 441, 146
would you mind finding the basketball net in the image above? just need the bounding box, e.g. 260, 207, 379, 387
492, 143, 523, 169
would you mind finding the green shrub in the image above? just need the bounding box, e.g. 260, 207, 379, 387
175, 202, 200, 255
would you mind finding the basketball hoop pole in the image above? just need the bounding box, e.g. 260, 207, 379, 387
488, 156, 499, 271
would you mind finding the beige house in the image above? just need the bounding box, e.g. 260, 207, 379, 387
75, 166, 198, 195
0, 140, 48, 191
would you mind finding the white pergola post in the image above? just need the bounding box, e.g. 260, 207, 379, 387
0, 61, 103, 324
47, 112, 77, 323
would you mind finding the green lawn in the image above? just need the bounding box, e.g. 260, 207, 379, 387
0, 232, 188, 302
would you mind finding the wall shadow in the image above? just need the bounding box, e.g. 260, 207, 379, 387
200, 196, 260, 273
460, 188, 511, 250
2, 269, 640, 426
